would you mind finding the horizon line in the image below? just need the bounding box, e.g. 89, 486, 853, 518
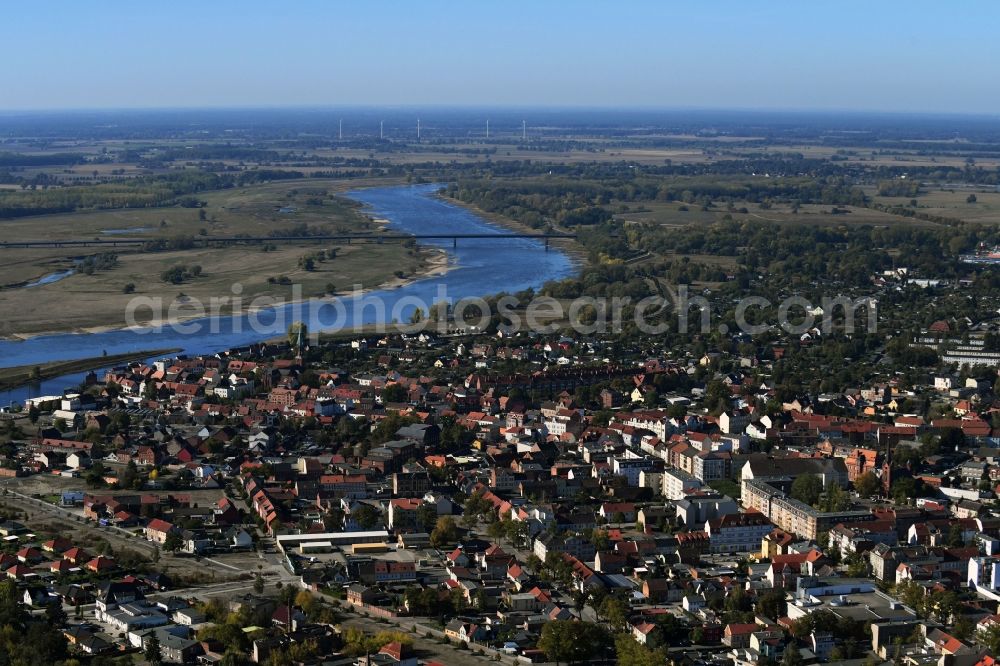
1, 104, 999, 120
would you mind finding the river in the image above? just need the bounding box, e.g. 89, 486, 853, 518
0, 183, 574, 405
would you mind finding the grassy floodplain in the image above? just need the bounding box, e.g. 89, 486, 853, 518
0, 179, 442, 338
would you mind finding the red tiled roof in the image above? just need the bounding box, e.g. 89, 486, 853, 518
145, 518, 174, 533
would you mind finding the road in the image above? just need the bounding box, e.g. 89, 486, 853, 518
0, 480, 296, 583
0, 483, 160, 553
57, 577, 273, 611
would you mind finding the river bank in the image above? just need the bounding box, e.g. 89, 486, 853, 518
0, 348, 181, 391
435, 191, 590, 268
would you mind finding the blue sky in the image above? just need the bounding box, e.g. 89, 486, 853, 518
2, 0, 998, 113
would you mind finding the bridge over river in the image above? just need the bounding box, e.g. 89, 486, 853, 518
0, 232, 576, 251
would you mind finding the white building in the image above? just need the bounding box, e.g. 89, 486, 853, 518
705, 512, 774, 554
662, 468, 702, 500
612, 455, 655, 486
615, 410, 670, 439
969, 556, 1000, 594
719, 410, 751, 435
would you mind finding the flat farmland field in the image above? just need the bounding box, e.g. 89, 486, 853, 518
614, 200, 925, 228
872, 187, 1000, 224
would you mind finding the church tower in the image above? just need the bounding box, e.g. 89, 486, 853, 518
881, 440, 892, 496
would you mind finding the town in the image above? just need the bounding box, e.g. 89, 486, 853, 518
2, 296, 1000, 666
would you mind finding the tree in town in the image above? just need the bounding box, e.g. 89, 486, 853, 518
790, 610, 839, 639
430, 516, 458, 548
723, 584, 755, 623
504, 519, 528, 548
822, 482, 851, 512
952, 614, 974, 641
643, 389, 659, 407
380, 383, 408, 403
45, 601, 67, 626
590, 528, 610, 551
462, 490, 493, 526
782, 642, 803, 666
893, 580, 926, 616
144, 634, 163, 666
351, 504, 381, 529
538, 620, 605, 665
417, 503, 438, 533
163, 531, 183, 553
891, 477, 921, 505
487, 518, 507, 543
614, 634, 666, 666
543, 552, 576, 587
925, 589, 960, 623
853, 471, 880, 498
598, 595, 629, 632
755, 588, 787, 620
790, 474, 823, 506
341, 628, 412, 658
844, 551, 869, 577
85, 461, 108, 488
369, 412, 418, 444
980, 623, 1000, 655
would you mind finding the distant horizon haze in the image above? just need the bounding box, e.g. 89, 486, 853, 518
3, 1, 999, 115
1, 104, 999, 119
